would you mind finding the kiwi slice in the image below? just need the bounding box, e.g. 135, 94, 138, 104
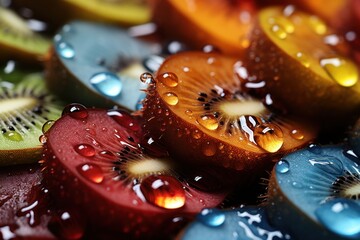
267, 145, 360, 239
242, 6, 360, 124
0, 73, 63, 166
142, 52, 317, 172
0, 7, 50, 64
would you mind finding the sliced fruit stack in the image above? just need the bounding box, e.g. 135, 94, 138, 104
1, 1, 360, 240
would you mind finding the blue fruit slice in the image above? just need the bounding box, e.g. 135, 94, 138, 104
267, 144, 360, 240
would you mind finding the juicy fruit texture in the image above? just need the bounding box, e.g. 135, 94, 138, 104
242, 6, 360, 123
0, 73, 62, 166
45, 21, 156, 110
179, 207, 291, 240
143, 52, 316, 171
267, 145, 360, 240
151, 0, 255, 55
43, 108, 228, 239
0, 7, 50, 64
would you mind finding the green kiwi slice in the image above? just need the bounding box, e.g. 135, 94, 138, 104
0, 7, 50, 64
0, 73, 63, 166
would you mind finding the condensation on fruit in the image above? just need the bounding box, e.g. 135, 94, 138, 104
56, 41, 75, 60
140, 175, 186, 209
90, 72, 122, 98
140, 72, 155, 84
290, 129, 304, 140
74, 144, 96, 157
3, 130, 23, 142
77, 163, 104, 184
197, 208, 225, 227
202, 141, 217, 157
320, 57, 358, 87
62, 103, 88, 120
42, 120, 55, 133
158, 72, 178, 87
295, 52, 310, 68
308, 16, 327, 35
162, 92, 179, 106
254, 123, 284, 153
197, 114, 219, 131
107, 109, 140, 132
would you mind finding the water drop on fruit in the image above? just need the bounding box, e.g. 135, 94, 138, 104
309, 156, 344, 175
308, 16, 327, 35
271, 24, 287, 40
292, 181, 303, 189
202, 141, 217, 157
107, 109, 140, 132
320, 57, 358, 87
158, 72, 179, 87
140, 175, 185, 209
99, 150, 116, 159
192, 130, 201, 139
77, 163, 104, 184
140, 72, 155, 84
198, 114, 219, 131
3, 131, 23, 141
290, 129, 304, 140
185, 109, 193, 116
90, 72, 122, 97
343, 149, 359, 164
49, 210, 84, 240
295, 52, 310, 68
197, 208, 225, 227
42, 120, 55, 133
254, 123, 284, 153
62, 103, 88, 119
56, 42, 75, 59
163, 92, 179, 106
308, 144, 322, 154
276, 160, 290, 174
74, 144, 96, 157
39, 134, 47, 144
270, 16, 295, 34
315, 199, 360, 238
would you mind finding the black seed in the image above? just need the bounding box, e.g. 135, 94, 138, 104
128, 136, 134, 142
1, 129, 6, 133
197, 97, 205, 102
211, 89, 217, 94
113, 166, 120, 171
199, 92, 208, 98
204, 107, 210, 111
8, 126, 14, 131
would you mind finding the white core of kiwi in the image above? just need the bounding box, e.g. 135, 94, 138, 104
127, 158, 171, 177
344, 183, 360, 198
0, 97, 37, 114
219, 100, 266, 118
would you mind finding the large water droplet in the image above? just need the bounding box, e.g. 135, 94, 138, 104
107, 109, 140, 132
56, 42, 75, 59
42, 120, 55, 133
202, 141, 217, 157
198, 114, 219, 131
162, 92, 179, 106
320, 57, 358, 87
90, 72, 122, 97
3, 131, 23, 141
140, 72, 154, 84
315, 199, 360, 238
197, 208, 225, 227
290, 129, 304, 140
276, 160, 290, 174
254, 123, 284, 153
62, 103, 88, 119
140, 175, 185, 209
159, 72, 179, 87
309, 156, 344, 175
77, 163, 104, 184
74, 144, 96, 157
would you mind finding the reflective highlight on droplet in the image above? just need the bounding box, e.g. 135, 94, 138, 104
62, 103, 88, 119
74, 144, 96, 157
4, 131, 23, 141
254, 123, 284, 153
56, 42, 75, 59
295, 52, 310, 68
90, 72, 122, 97
271, 25, 287, 40
276, 160, 290, 174
107, 109, 140, 132
315, 199, 360, 238
42, 120, 55, 133
198, 114, 219, 131
308, 16, 327, 35
162, 92, 179, 106
197, 208, 225, 227
320, 57, 358, 87
77, 163, 104, 184
290, 129, 304, 140
159, 72, 179, 87
309, 157, 344, 175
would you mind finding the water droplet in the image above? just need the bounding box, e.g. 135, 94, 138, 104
39, 135, 47, 144
320, 57, 358, 87
202, 141, 217, 157
192, 130, 201, 139
62, 103, 88, 119
308, 16, 327, 35
308, 144, 322, 154
158, 72, 179, 87
99, 150, 116, 159
295, 52, 310, 68
254, 123, 284, 153
292, 181, 303, 188
315, 199, 360, 238
198, 114, 219, 131
56, 42, 75, 59
269, 16, 295, 34
185, 109, 193, 116
197, 208, 225, 227
42, 120, 55, 133
90, 72, 122, 97
140, 175, 185, 209
3, 131, 23, 141
290, 129, 304, 140
107, 109, 140, 132
74, 144, 96, 157
162, 92, 179, 106
48, 210, 84, 240
343, 149, 359, 164
309, 156, 344, 175
276, 160, 290, 174
140, 72, 154, 84
271, 24, 287, 40
77, 163, 104, 184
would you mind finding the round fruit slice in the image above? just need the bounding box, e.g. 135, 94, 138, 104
43, 106, 229, 239
0, 73, 63, 166
267, 145, 360, 240
0, 7, 50, 64
45, 21, 158, 110
150, 0, 256, 55
179, 207, 291, 240
241, 6, 360, 124
142, 52, 317, 172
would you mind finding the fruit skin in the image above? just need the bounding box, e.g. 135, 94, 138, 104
242, 7, 360, 125
142, 51, 316, 174
43, 109, 227, 239
150, 0, 254, 55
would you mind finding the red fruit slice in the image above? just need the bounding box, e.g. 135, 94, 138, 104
43, 107, 228, 239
